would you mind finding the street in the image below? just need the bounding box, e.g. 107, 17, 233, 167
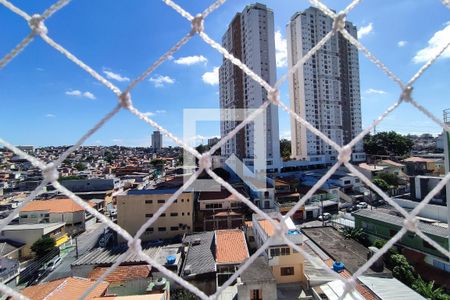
41, 222, 107, 282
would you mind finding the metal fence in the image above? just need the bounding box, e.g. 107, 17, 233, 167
1, 0, 450, 299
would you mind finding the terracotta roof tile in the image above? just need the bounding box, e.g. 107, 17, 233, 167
20, 277, 109, 300
20, 198, 92, 213
258, 219, 279, 237
88, 265, 151, 284
215, 229, 249, 264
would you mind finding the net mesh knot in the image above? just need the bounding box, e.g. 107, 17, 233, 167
128, 238, 143, 253
199, 153, 212, 170
403, 217, 418, 232
401, 85, 413, 102
268, 88, 280, 105
119, 92, 132, 108
333, 13, 346, 32
28, 14, 48, 35
42, 163, 59, 182
338, 145, 352, 163
191, 14, 204, 34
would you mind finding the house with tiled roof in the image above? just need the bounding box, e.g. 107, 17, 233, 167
251, 212, 305, 284
215, 229, 249, 287
18, 276, 109, 300
19, 198, 95, 235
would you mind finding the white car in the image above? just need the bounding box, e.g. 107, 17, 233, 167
318, 212, 331, 221
356, 202, 368, 209
46, 256, 62, 271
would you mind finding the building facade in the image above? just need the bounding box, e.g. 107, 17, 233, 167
251, 213, 304, 284
116, 189, 193, 242
219, 3, 281, 171
151, 131, 162, 152
287, 7, 365, 163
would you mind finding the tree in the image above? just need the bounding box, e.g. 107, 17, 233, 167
372, 178, 390, 191
195, 144, 208, 154
413, 277, 449, 300
171, 289, 199, 300
74, 162, 86, 171
363, 131, 414, 157
375, 172, 401, 187
150, 159, 165, 166
372, 239, 387, 249
391, 254, 417, 286
280, 139, 291, 161
31, 236, 56, 257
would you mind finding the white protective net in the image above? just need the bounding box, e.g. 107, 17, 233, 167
1, 0, 450, 299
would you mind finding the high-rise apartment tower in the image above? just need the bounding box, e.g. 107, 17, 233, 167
151, 130, 162, 152
287, 7, 366, 163
219, 3, 281, 171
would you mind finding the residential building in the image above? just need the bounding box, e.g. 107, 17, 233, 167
19, 198, 91, 235
208, 137, 220, 147
72, 241, 183, 282
151, 131, 162, 152
0, 238, 25, 261
403, 156, 442, 176
357, 160, 406, 180
215, 229, 249, 287
354, 210, 450, 274
1, 223, 66, 257
196, 188, 247, 231
181, 232, 217, 295
410, 175, 447, 205
287, 7, 365, 163
251, 213, 304, 284
20, 277, 109, 300
116, 189, 193, 242
219, 3, 281, 171
236, 256, 277, 300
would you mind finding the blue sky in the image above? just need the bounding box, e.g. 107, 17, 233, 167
0, 0, 449, 147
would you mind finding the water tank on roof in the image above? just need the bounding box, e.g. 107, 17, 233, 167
166, 255, 176, 265
155, 277, 167, 286
333, 261, 345, 272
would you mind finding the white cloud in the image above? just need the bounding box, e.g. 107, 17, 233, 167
202, 67, 219, 85
358, 23, 373, 39
366, 88, 386, 95
397, 40, 407, 48
45, 113, 56, 118
103, 70, 130, 82
413, 22, 450, 63
174, 55, 207, 65
112, 138, 123, 143
65, 90, 96, 99
143, 110, 166, 117
142, 112, 155, 117
275, 30, 287, 68
83, 91, 96, 100
149, 75, 175, 87
36, 67, 44, 71
65, 90, 82, 97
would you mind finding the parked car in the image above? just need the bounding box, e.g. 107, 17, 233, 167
356, 202, 368, 209
346, 206, 358, 213
318, 212, 331, 221
46, 256, 62, 272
